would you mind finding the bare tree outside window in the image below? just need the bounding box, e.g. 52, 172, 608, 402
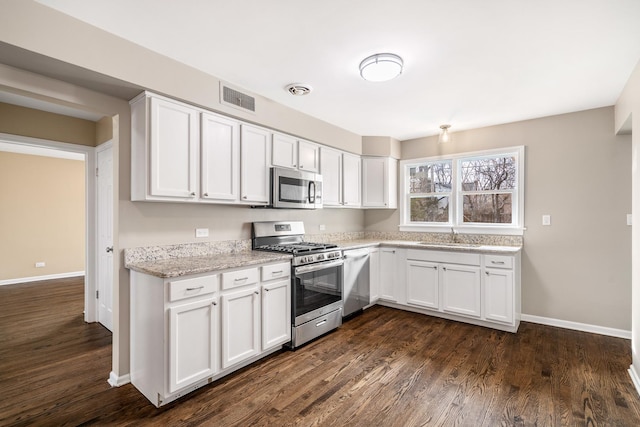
409, 161, 451, 222
460, 156, 516, 223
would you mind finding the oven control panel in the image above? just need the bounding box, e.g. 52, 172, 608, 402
293, 250, 343, 266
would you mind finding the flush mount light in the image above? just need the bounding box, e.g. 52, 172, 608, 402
438, 124, 452, 144
285, 83, 313, 96
359, 53, 403, 82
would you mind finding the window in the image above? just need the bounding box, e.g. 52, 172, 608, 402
400, 146, 524, 234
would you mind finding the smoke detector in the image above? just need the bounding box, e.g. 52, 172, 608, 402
285, 83, 313, 96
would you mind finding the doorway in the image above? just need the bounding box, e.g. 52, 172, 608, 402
0, 132, 105, 324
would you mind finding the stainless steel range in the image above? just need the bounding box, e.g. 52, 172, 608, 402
252, 221, 343, 348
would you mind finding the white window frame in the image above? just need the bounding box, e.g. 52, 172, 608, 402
399, 146, 525, 235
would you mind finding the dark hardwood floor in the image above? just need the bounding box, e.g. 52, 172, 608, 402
1, 277, 640, 426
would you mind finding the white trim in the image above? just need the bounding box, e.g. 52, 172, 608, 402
108, 371, 131, 387
399, 224, 526, 236
629, 365, 640, 397
0, 271, 85, 286
521, 313, 631, 339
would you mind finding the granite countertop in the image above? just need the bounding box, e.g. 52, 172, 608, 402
333, 239, 522, 254
126, 251, 292, 279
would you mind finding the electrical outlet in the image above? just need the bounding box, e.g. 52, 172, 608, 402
35, 262, 45, 268
195, 228, 209, 238
319, 224, 326, 231
542, 215, 551, 226
628, 214, 633, 226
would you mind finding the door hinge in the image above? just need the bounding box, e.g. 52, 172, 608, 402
96, 290, 99, 299
95, 167, 99, 177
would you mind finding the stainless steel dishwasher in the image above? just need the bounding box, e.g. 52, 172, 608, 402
342, 247, 370, 318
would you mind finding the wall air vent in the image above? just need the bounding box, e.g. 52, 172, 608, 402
220, 82, 256, 113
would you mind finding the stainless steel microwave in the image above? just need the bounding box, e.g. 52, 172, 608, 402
271, 167, 323, 209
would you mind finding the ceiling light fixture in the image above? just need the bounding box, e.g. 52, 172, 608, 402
285, 83, 313, 96
438, 124, 452, 144
359, 53, 403, 82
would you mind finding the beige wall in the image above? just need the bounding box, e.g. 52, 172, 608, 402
366, 107, 632, 330
0, 151, 85, 280
0, 101, 96, 146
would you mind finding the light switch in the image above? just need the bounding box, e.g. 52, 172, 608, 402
35, 262, 45, 268
542, 215, 551, 226
628, 214, 633, 226
195, 228, 209, 238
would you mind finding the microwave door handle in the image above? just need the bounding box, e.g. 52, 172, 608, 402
309, 181, 315, 203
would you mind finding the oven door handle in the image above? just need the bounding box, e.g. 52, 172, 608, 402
308, 181, 316, 204
295, 259, 344, 275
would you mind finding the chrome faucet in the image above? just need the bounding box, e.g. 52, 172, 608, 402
451, 227, 458, 243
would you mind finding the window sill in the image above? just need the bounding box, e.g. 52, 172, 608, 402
399, 224, 525, 236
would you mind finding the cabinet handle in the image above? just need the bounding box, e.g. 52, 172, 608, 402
204, 192, 209, 197
243, 196, 248, 199
212, 301, 217, 306
254, 291, 259, 295
293, 164, 297, 168
264, 288, 270, 292
491, 261, 505, 265
486, 271, 490, 276
186, 286, 204, 291
234, 277, 249, 282
432, 266, 437, 270
443, 267, 447, 271
106, 246, 113, 253
300, 165, 304, 169
271, 270, 283, 274
190, 192, 196, 196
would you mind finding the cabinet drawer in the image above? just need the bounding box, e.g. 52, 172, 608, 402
169, 275, 218, 302
407, 249, 480, 266
261, 262, 290, 282
222, 267, 259, 290
484, 255, 513, 269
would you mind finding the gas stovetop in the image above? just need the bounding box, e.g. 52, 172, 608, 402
252, 221, 343, 266
255, 242, 338, 255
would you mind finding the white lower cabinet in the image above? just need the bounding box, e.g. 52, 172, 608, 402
373, 248, 520, 333
262, 279, 291, 350
169, 297, 218, 393
369, 248, 380, 303
130, 260, 291, 407
221, 284, 260, 369
406, 260, 439, 310
441, 264, 481, 318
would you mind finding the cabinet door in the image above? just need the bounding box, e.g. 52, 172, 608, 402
298, 140, 320, 172
221, 286, 260, 368
149, 96, 198, 199
201, 112, 240, 201
240, 125, 270, 204
406, 260, 439, 310
484, 269, 514, 324
441, 264, 481, 318
369, 249, 380, 303
272, 133, 298, 169
168, 297, 218, 393
379, 248, 397, 301
262, 279, 291, 350
362, 157, 387, 208
342, 153, 361, 207
320, 147, 342, 206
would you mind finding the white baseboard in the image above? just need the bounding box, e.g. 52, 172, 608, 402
108, 371, 131, 387
0, 271, 85, 286
629, 365, 640, 397
521, 313, 631, 339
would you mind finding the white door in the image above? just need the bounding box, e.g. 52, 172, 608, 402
201, 112, 240, 202
221, 286, 260, 368
320, 147, 342, 206
484, 269, 514, 324
240, 125, 270, 204
379, 248, 397, 301
262, 279, 291, 350
406, 260, 439, 310
441, 264, 481, 318
362, 157, 386, 207
342, 153, 361, 207
97, 144, 113, 331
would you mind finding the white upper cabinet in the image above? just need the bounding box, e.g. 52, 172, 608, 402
272, 133, 298, 169
362, 157, 398, 209
272, 135, 320, 173
240, 124, 271, 204
342, 152, 362, 207
320, 147, 343, 207
298, 140, 320, 172
201, 112, 240, 202
131, 93, 199, 201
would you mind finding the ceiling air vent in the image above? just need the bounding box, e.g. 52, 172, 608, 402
220, 83, 256, 113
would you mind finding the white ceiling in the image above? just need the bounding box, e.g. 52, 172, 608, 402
36, 0, 640, 140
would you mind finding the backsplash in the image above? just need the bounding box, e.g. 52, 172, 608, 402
362, 231, 523, 246
124, 239, 252, 266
